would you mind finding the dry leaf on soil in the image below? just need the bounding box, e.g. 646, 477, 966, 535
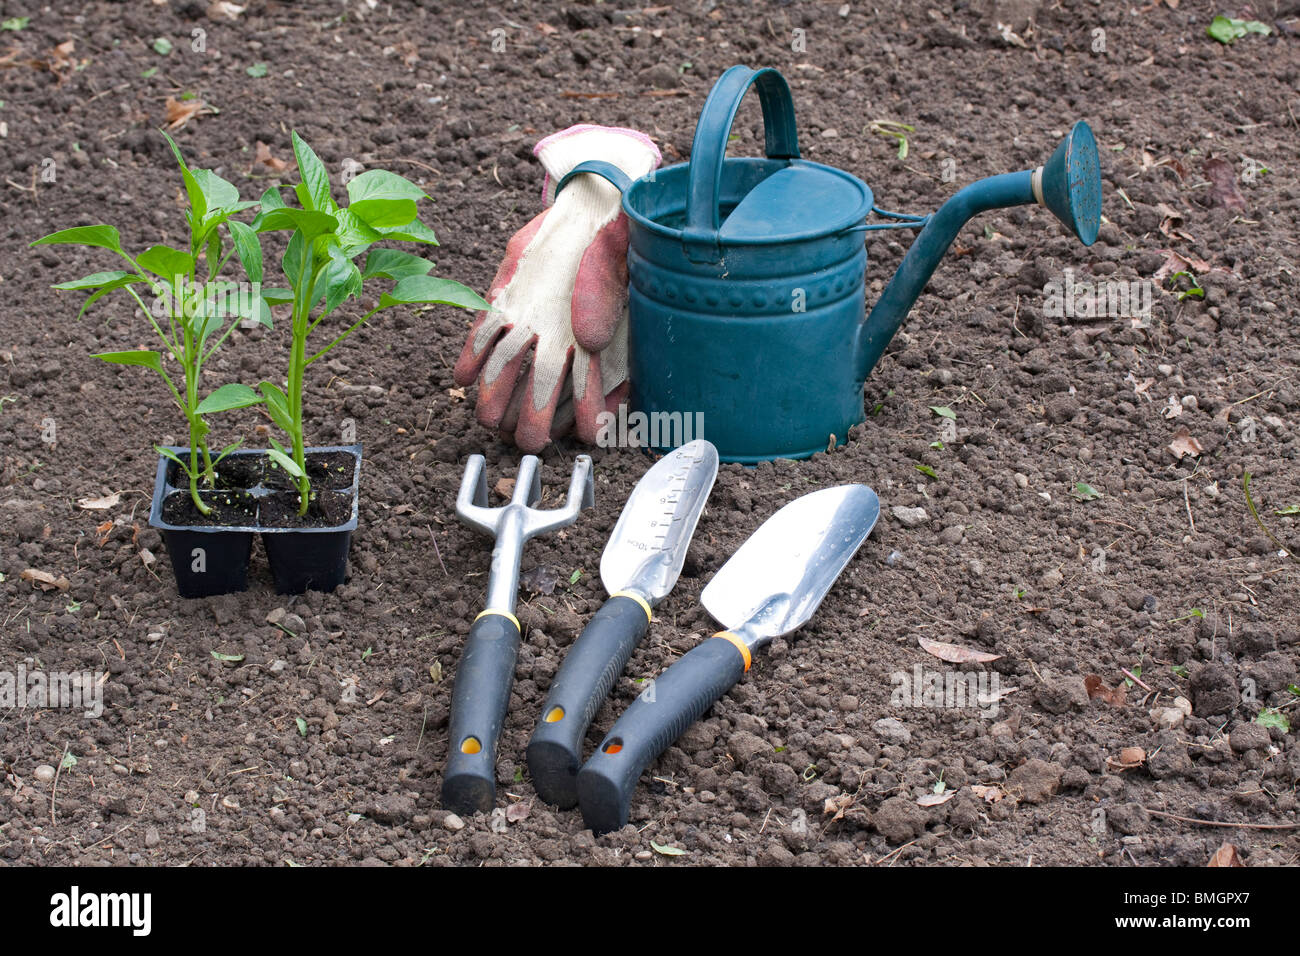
917, 789, 957, 807
164, 96, 207, 130
207, 1, 246, 20
918, 636, 1001, 664
1085, 674, 1127, 707
1153, 249, 1212, 283
77, 492, 121, 510
969, 784, 1005, 803
1106, 746, 1146, 771
254, 140, 288, 172
823, 793, 854, 821
1207, 842, 1244, 867
1167, 426, 1204, 460
1202, 157, 1246, 212
20, 568, 70, 591
493, 477, 515, 499
505, 801, 531, 823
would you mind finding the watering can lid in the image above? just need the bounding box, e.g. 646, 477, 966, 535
717, 163, 870, 242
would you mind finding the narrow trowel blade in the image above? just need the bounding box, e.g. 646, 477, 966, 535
599, 440, 719, 606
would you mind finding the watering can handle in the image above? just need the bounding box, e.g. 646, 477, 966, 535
684, 65, 801, 260
553, 161, 633, 199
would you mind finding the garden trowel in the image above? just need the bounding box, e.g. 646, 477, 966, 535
527, 439, 719, 808
575, 483, 880, 834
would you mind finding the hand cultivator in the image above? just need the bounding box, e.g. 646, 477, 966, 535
442, 454, 593, 815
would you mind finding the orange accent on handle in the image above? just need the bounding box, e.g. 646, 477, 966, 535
712, 632, 751, 672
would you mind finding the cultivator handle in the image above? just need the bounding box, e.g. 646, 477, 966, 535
576, 636, 749, 834
526, 594, 652, 808
441, 610, 522, 815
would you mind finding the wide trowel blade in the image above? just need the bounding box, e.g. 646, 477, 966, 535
600, 440, 720, 606
701, 484, 880, 645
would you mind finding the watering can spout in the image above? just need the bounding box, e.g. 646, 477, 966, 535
857, 121, 1102, 382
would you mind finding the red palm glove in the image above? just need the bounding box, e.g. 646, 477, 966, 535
453, 125, 660, 452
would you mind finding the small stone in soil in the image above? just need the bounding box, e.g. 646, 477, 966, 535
873, 717, 911, 746
891, 506, 929, 528
33, 765, 56, 784
443, 813, 465, 831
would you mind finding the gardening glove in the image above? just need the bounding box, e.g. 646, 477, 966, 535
453, 124, 661, 452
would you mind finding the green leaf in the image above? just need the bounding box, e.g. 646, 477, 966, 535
315, 244, 362, 316
190, 168, 241, 216
649, 841, 687, 857
197, 383, 262, 415
1171, 664, 1189, 678
258, 185, 287, 213
258, 381, 296, 434
1071, 481, 1103, 501
2, 17, 31, 30
95, 350, 164, 373
152, 37, 173, 55
929, 406, 956, 419
374, 218, 439, 245
261, 287, 294, 306
154, 447, 191, 478
1256, 709, 1290, 733
1207, 15, 1270, 44
380, 276, 491, 311
64, 274, 148, 320
282, 231, 306, 290
349, 197, 419, 229
51, 270, 136, 292
914, 464, 937, 479
60, 751, 77, 770
246, 62, 268, 78
267, 447, 305, 480
30, 225, 123, 254
346, 169, 426, 227
210, 651, 245, 662
256, 207, 339, 242
332, 208, 383, 259
1275, 505, 1300, 516
227, 220, 263, 284
291, 131, 332, 211
141, 66, 158, 79
137, 244, 195, 281
361, 249, 436, 281
296, 717, 308, 737
568, 569, 582, 585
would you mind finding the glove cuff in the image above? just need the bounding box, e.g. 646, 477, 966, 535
535, 125, 661, 206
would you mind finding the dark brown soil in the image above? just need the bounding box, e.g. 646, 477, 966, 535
262, 451, 358, 492
212, 454, 265, 490
160, 489, 256, 527
259, 488, 353, 528
0, 0, 1297, 868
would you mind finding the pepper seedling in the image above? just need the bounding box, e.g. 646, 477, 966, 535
251, 131, 490, 516
31, 131, 270, 515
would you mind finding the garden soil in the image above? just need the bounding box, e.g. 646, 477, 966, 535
1, 0, 1297, 866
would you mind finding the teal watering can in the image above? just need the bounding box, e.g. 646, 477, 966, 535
556, 65, 1102, 463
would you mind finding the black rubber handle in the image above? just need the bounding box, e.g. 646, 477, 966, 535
441, 611, 522, 815
576, 636, 748, 834
526, 595, 652, 808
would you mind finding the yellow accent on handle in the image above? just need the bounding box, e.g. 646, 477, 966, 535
610, 590, 652, 622
712, 632, 751, 672
474, 608, 520, 631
